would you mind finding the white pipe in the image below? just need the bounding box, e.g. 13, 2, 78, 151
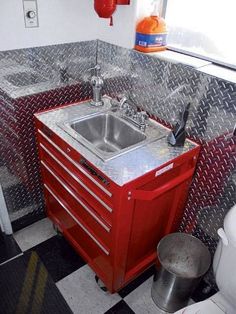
0, 184, 13, 235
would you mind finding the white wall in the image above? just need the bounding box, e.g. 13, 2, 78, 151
136, 0, 154, 21
97, 1, 138, 49
0, 0, 138, 51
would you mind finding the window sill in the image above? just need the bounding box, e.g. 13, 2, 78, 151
148, 50, 211, 69
147, 50, 236, 84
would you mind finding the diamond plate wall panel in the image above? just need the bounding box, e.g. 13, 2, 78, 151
97, 41, 236, 262
0, 41, 97, 223
0, 41, 97, 98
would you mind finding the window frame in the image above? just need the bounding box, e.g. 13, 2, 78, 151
161, 0, 236, 71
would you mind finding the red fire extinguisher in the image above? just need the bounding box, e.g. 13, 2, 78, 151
94, 0, 130, 26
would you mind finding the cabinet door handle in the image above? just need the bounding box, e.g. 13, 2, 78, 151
131, 168, 195, 201
44, 184, 110, 256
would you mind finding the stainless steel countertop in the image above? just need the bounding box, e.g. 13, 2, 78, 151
35, 96, 198, 186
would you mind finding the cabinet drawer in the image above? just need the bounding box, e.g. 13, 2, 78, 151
39, 140, 113, 224
41, 161, 112, 248
37, 129, 113, 202
44, 184, 110, 257
44, 184, 113, 287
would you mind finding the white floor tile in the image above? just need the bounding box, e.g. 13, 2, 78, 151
13, 218, 56, 251
125, 277, 170, 314
57, 265, 121, 314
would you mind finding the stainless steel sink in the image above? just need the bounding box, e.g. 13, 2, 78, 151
60, 110, 167, 161
70, 113, 146, 153
4, 71, 48, 87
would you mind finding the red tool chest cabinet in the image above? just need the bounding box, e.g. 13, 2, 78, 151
35, 107, 200, 293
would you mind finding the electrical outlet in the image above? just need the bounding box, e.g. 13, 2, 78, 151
23, 0, 39, 28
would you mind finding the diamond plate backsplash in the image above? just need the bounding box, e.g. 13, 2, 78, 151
97, 41, 236, 257
0, 40, 235, 272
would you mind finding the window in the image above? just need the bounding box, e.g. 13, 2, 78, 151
164, 0, 236, 69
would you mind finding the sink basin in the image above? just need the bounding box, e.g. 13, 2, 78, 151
60, 111, 154, 160
59, 102, 168, 161
4, 71, 48, 87
70, 113, 146, 153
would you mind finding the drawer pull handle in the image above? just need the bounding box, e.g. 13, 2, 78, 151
41, 160, 111, 232
39, 143, 113, 213
44, 184, 110, 256
38, 129, 112, 197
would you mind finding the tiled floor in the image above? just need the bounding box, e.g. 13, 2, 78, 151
0, 233, 22, 265
14, 217, 56, 251
8, 217, 170, 313
2, 218, 215, 314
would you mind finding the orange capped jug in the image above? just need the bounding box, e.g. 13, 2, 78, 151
135, 4, 167, 53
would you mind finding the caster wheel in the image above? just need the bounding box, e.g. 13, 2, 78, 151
95, 275, 108, 292
53, 223, 63, 237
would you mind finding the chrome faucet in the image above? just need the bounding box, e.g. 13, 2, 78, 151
114, 96, 149, 132
89, 65, 104, 107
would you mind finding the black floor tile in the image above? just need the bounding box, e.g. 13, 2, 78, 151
192, 278, 218, 302
27, 235, 86, 282
12, 211, 46, 232
0, 251, 72, 314
104, 300, 135, 314
118, 265, 155, 298
0, 234, 22, 264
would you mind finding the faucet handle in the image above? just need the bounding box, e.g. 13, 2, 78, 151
87, 64, 101, 76
140, 111, 148, 119
115, 95, 129, 109
110, 98, 119, 109
137, 111, 148, 123
116, 94, 127, 103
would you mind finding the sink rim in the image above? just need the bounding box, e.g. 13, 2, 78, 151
59, 109, 166, 161
70, 112, 147, 154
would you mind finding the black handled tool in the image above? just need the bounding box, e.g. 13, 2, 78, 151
167, 103, 191, 147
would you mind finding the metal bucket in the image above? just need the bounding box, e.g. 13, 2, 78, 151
151, 233, 211, 313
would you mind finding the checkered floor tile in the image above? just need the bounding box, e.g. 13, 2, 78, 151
0, 218, 210, 313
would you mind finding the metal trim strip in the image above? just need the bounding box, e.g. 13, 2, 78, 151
41, 160, 111, 232
167, 46, 236, 71
38, 129, 112, 197
39, 142, 113, 213
44, 184, 110, 256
